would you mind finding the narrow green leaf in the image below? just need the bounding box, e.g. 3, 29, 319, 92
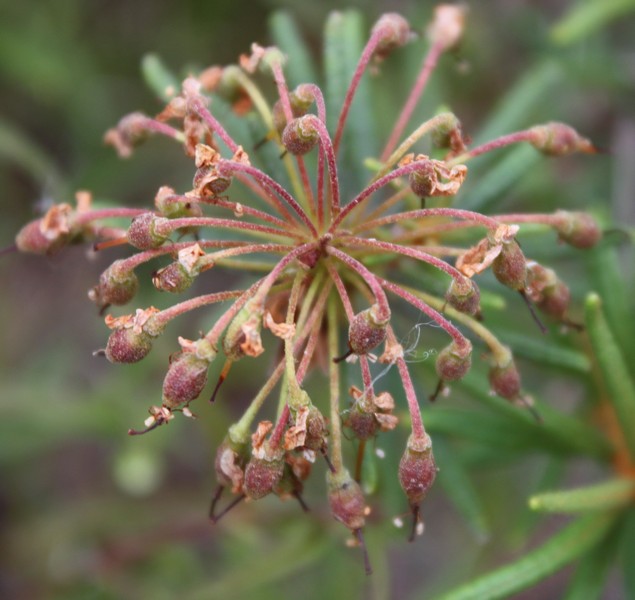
585, 292, 635, 457
587, 244, 635, 358
0, 118, 63, 192
564, 516, 622, 600
434, 437, 490, 542
460, 145, 541, 212
529, 478, 635, 513
551, 0, 635, 46
269, 12, 318, 88
474, 61, 562, 144
324, 11, 376, 193
620, 508, 635, 597
435, 512, 617, 600
141, 54, 181, 103
500, 332, 590, 373
188, 524, 327, 600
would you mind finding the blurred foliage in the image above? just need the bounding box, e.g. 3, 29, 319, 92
1, 1, 634, 599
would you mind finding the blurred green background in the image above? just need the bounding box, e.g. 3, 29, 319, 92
1, 1, 634, 598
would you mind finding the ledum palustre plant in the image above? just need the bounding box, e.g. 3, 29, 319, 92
9, 3, 635, 597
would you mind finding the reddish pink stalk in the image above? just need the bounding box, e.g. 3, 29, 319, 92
352, 206, 500, 234
333, 26, 388, 154
235, 173, 296, 225
271, 62, 316, 212
396, 356, 425, 440
304, 115, 340, 215
331, 159, 440, 231
341, 236, 466, 281
74, 207, 147, 225
221, 161, 318, 237
380, 278, 470, 352
155, 290, 245, 325
188, 97, 239, 153
157, 216, 302, 240
327, 247, 390, 323
139, 117, 184, 141
451, 130, 534, 164
380, 41, 445, 161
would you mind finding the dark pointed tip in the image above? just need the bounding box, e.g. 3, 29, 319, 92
98, 303, 111, 317
210, 494, 245, 524
293, 491, 310, 513
519, 290, 547, 335
333, 348, 354, 364
127, 420, 162, 436
93, 349, 107, 358
408, 504, 421, 543
354, 529, 373, 576
429, 379, 444, 402
321, 448, 336, 473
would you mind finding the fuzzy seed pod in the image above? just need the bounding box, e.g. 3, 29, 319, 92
15, 204, 75, 255
372, 13, 412, 60
492, 239, 527, 291
103, 112, 150, 158
346, 404, 379, 441
152, 262, 194, 293
243, 441, 285, 500
408, 160, 437, 197
105, 327, 154, 364
529, 122, 596, 156
272, 86, 315, 133
554, 210, 601, 249
89, 260, 139, 309
445, 276, 480, 315
489, 356, 521, 400
126, 212, 169, 250
282, 116, 319, 155
436, 340, 472, 382
348, 305, 389, 356
526, 262, 570, 320
327, 469, 366, 531
399, 434, 437, 509
162, 338, 217, 409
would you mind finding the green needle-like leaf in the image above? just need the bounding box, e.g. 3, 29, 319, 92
141, 54, 181, 102
564, 516, 623, 600
434, 437, 490, 542
551, 0, 635, 46
585, 292, 635, 457
269, 12, 318, 88
529, 478, 635, 513
435, 512, 617, 600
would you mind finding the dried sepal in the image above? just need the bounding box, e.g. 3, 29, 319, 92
401, 154, 467, 197
456, 224, 519, 277
445, 276, 481, 315
103, 307, 163, 364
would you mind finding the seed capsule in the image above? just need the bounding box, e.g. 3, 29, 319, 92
435, 340, 472, 382
126, 212, 169, 250
445, 276, 480, 315
492, 239, 527, 291
554, 210, 601, 249
348, 305, 389, 356
89, 260, 139, 309
282, 116, 319, 155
